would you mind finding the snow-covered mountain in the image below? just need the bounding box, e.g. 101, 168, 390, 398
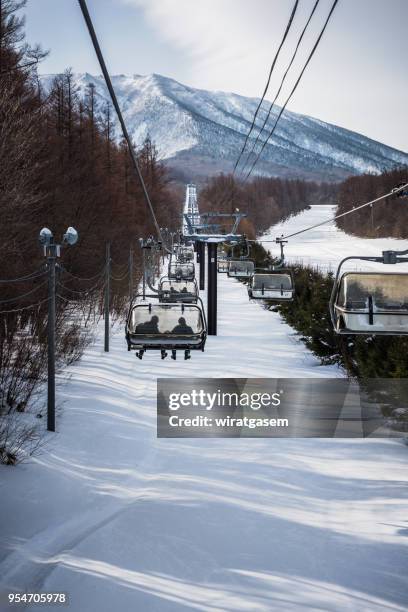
42, 72, 408, 181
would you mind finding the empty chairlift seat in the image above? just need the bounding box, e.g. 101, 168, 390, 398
159, 278, 199, 303
177, 247, 194, 262
126, 302, 207, 351
217, 260, 229, 273
248, 271, 294, 300
168, 262, 195, 281
331, 272, 408, 334
227, 260, 255, 278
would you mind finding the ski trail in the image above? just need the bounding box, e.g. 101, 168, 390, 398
1, 206, 407, 611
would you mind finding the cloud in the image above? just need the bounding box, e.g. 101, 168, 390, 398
119, 0, 408, 151
120, 0, 303, 94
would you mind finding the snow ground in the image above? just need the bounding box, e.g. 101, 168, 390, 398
261, 204, 408, 273
1, 207, 408, 612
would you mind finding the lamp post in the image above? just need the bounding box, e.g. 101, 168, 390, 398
39, 227, 78, 432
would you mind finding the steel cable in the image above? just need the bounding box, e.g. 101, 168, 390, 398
233, 0, 299, 173
0, 297, 50, 315
244, 0, 339, 181
77, 0, 165, 246
249, 183, 408, 243
0, 280, 48, 304
60, 265, 107, 282
0, 268, 47, 284
238, 0, 320, 177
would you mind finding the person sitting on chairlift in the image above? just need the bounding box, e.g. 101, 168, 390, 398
171, 316, 194, 335
136, 315, 160, 334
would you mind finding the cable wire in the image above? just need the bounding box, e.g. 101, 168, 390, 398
0, 280, 48, 304
233, 0, 299, 174
244, 0, 339, 181
111, 271, 129, 282
60, 265, 106, 282
255, 183, 408, 242
56, 293, 102, 305
0, 268, 46, 284
239, 0, 320, 177
111, 261, 128, 274
57, 279, 105, 295
0, 297, 50, 315
77, 0, 164, 245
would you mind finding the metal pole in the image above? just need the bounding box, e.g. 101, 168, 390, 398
129, 247, 133, 301
199, 241, 205, 291
47, 243, 56, 432
207, 242, 217, 336
142, 248, 146, 300
104, 242, 110, 352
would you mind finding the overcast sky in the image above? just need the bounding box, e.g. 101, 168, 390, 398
23, 0, 407, 152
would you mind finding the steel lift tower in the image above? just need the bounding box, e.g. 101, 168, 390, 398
182, 184, 247, 336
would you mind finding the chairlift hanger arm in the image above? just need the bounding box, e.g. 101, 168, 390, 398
140, 238, 161, 294
145, 273, 159, 294
231, 216, 242, 235
392, 249, 408, 256
333, 255, 382, 282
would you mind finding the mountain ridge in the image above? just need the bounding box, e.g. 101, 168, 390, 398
40, 72, 408, 182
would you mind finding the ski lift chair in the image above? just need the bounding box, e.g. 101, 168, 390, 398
159, 277, 199, 303
227, 260, 255, 278
330, 253, 408, 335
126, 298, 207, 360
248, 271, 294, 300
168, 262, 195, 281
177, 246, 194, 262
217, 260, 229, 273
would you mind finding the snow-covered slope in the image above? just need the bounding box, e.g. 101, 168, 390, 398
261, 205, 408, 273
41, 73, 408, 181
1, 207, 408, 611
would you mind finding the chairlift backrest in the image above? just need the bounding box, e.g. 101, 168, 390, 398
168, 262, 195, 280
125, 300, 207, 352
332, 271, 408, 335
228, 260, 255, 276
159, 278, 198, 302
178, 246, 194, 260
252, 273, 293, 291
248, 271, 294, 300
337, 273, 408, 311
217, 260, 229, 272
129, 303, 204, 336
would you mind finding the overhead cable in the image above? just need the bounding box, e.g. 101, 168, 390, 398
244, 0, 339, 181
77, 0, 164, 244
239, 0, 320, 176
233, 0, 299, 173
251, 183, 408, 243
